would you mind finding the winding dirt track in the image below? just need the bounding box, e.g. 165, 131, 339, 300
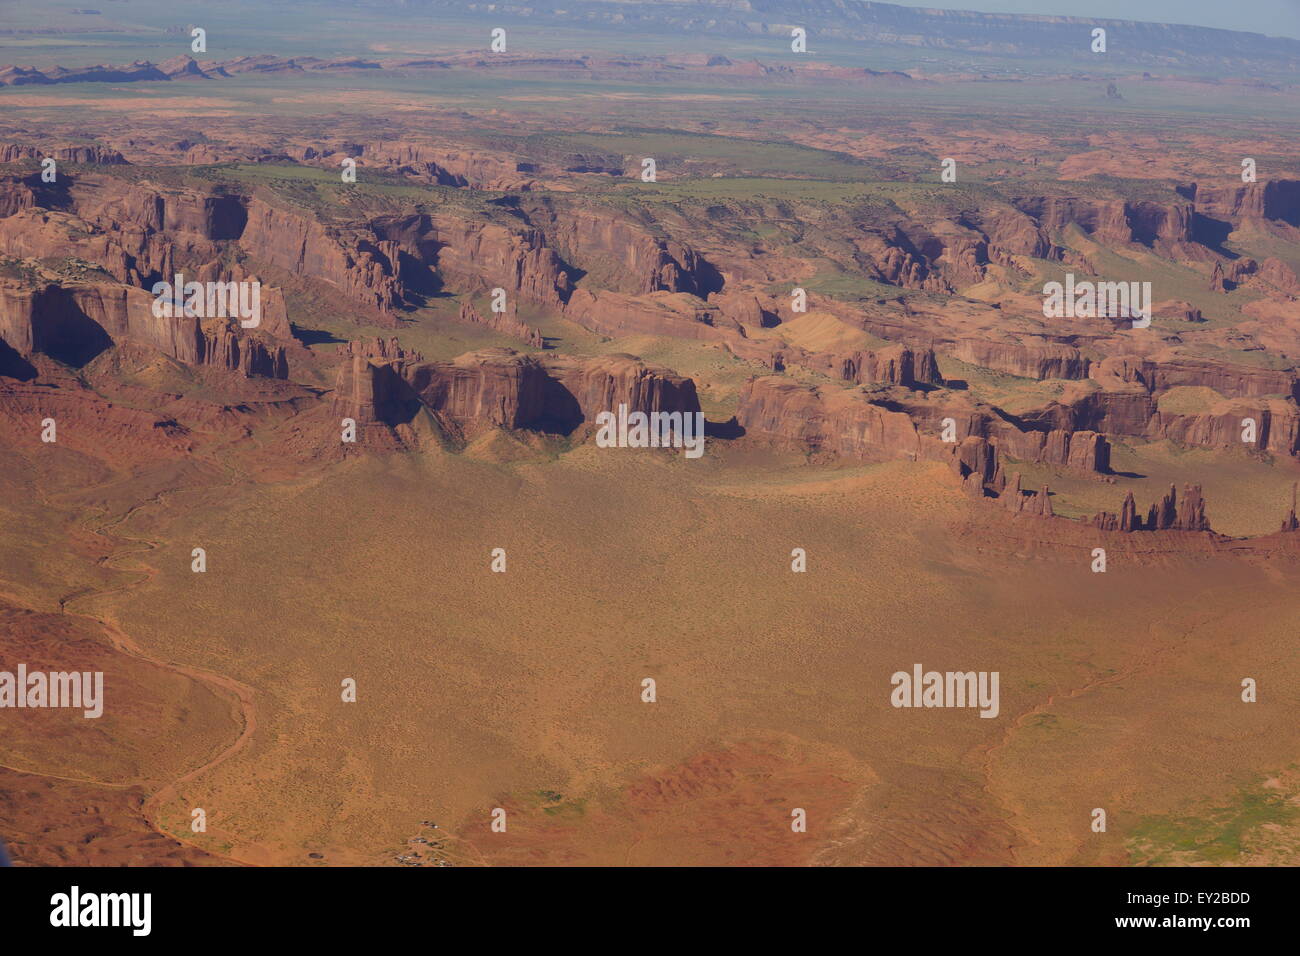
7, 485, 260, 865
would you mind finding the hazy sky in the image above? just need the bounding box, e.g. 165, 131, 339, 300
887, 0, 1300, 41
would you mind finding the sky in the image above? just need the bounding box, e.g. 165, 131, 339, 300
886, 0, 1300, 41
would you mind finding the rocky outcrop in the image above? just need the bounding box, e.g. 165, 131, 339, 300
1012, 196, 1196, 252
0, 277, 287, 378
544, 352, 700, 425
863, 388, 1112, 475
564, 289, 729, 341
1187, 180, 1300, 230
1282, 485, 1299, 533
331, 351, 423, 430
1257, 257, 1300, 296
720, 338, 944, 388
953, 338, 1089, 380
829, 345, 944, 388
1091, 484, 1212, 532
333, 344, 700, 441
852, 226, 988, 294
0, 143, 128, 165
404, 350, 551, 433
710, 292, 780, 331
391, 214, 573, 309
0, 60, 168, 85
734, 377, 1005, 491
995, 427, 1110, 473
240, 198, 404, 322
457, 300, 544, 348
735, 377, 924, 460
359, 142, 536, 191
197, 324, 289, 378
518, 197, 722, 297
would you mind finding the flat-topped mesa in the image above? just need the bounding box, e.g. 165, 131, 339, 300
332, 344, 700, 443
0, 143, 128, 165
457, 299, 545, 349
734, 376, 1003, 489
995, 427, 1111, 474
953, 338, 1090, 381
0, 277, 288, 379
541, 353, 700, 428
331, 351, 422, 435
240, 199, 404, 323
564, 288, 729, 342
342, 336, 423, 366
515, 196, 721, 298
722, 336, 945, 389
0, 172, 579, 328
828, 345, 944, 388
1010, 196, 1197, 254
1093, 355, 1297, 401
869, 389, 1111, 475
1090, 483, 1213, 532
392, 349, 545, 433
1184, 180, 1300, 232
1018, 357, 1300, 458
734, 377, 1120, 495
357, 141, 535, 191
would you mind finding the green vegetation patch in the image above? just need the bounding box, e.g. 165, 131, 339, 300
1127, 778, 1300, 865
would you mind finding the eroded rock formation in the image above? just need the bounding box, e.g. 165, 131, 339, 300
332, 344, 700, 444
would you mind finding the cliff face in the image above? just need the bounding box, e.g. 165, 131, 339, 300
417, 217, 574, 308
544, 353, 700, 425
333, 344, 700, 443
1058, 358, 1300, 455
457, 300, 544, 348
518, 197, 722, 297
1094, 356, 1297, 400
806, 189, 1225, 301
405, 350, 549, 432
0, 277, 288, 378
241, 198, 404, 322
0, 143, 128, 165
1188, 180, 1300, 230
1012, 196, 1195, 252
735, 377, 923, 462
0, 173, 582, 331
564, 289, 729, 341
361, 141, 536, 191
733, 376, 1012, 492
830, 345, 944, 388
995, 427, 1110, 473
954, 339, 1089, 380
733, 376, 1116, 489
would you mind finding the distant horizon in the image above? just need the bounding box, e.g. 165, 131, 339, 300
881, 0, 1300, 42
